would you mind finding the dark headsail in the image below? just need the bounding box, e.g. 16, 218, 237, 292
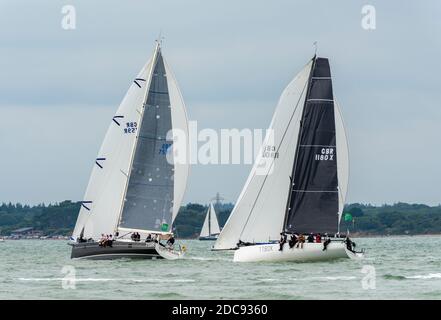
119, 49, 174, 232
284, 57, 339, 234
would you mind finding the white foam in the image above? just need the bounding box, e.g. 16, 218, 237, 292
405, 273, 441, 280
319, 276, 357, 281
188, 256, 231, 262
258, 278, 278, 282
288, 276, 357, 282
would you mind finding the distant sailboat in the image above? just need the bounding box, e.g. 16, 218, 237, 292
199, 203, 221, 241
214, 55, 363, 262
70, 40, 189, 260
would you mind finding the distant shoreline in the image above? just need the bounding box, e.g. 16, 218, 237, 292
349, 233, 441, 238
6, 233, 439, 240
3, 233, 441, 241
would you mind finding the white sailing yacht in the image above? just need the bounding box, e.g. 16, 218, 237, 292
70, 40, 189, 260
213, 56, 363, 262
199, 203, 221, 241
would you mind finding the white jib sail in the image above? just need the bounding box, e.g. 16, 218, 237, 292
163, 58, 190, 224
334, 98, 349, 227
200, 203, 221, 237
72, 56, 155, 240
213, 60, 313, 250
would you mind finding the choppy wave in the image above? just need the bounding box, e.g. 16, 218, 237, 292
258, 278, 279, 282
5, 237, 441, 299
383, 273, 441, 280
288, 276, 357, 281
187, 256, 231, 262
155, 292, 187, 299
383, 274, 406, 280
18, 277, 195, 283
316, 276, 357, 281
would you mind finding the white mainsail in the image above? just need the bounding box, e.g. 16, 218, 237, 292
213, 61, 313, 250
200, 203, 221, 237
73, 42, 189, 240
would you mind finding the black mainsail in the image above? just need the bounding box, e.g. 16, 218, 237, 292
284, 57, 339, 234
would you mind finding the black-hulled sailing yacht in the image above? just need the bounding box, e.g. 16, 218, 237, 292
214, 56, 363, 262
69, 40, 189, 260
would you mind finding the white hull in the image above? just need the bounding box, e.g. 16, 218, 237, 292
155, 243, 186, 260
233, 241, 355, 262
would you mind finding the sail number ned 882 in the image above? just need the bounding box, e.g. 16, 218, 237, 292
216, 304, 268, 316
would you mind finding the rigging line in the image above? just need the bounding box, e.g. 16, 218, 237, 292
116, 231, 132, 239
237, 68, 310, 240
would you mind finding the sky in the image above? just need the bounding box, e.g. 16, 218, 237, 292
0, 1, 440, 206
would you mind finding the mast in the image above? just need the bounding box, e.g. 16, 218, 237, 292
208, 205, 212, 236
114, 42, 161, 234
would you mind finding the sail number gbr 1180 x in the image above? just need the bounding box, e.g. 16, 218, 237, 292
314, 147, 335, 161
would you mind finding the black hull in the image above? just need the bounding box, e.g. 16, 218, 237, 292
70, 241, 162, 260
199, 236, 218, 241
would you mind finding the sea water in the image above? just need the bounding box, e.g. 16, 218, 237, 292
0, 236, 440, 299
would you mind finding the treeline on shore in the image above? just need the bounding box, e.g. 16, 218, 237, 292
0, 201, 441, 238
